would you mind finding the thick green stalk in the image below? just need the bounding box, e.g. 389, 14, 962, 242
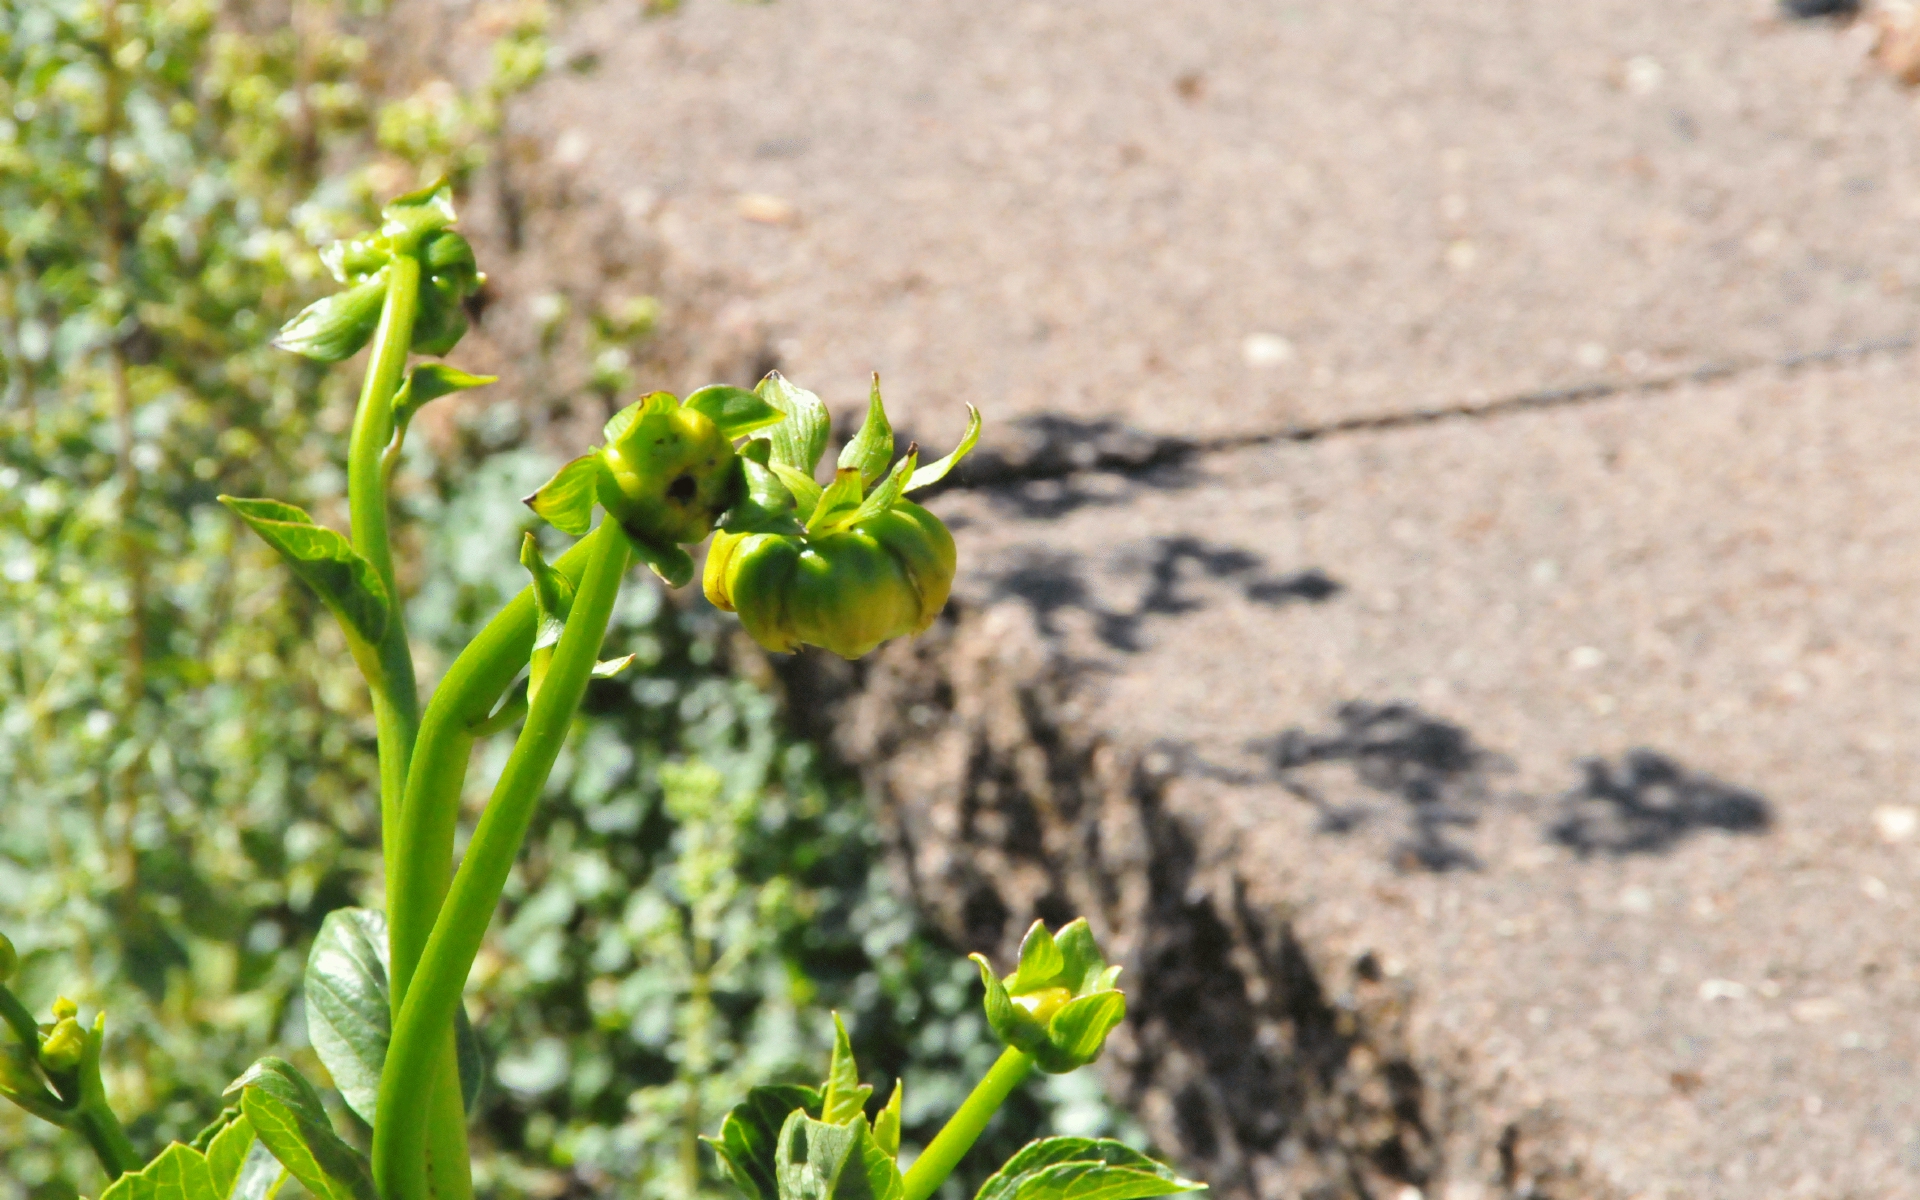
349, 253, 424, 886
386, 537, 595, 1010
373, 519, 631, 1200
900, 1047, 1034, 1200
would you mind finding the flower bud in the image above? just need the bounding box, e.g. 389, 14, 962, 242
972, 918, 1126, 1074
704, 501, 955, 660
39, 1017, 84, 1071
598, 392, 743, 548
702, 374, 979, 660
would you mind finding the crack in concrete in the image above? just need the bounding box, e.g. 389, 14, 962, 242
947, 334, 1915, 493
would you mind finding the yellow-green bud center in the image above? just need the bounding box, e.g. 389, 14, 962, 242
1012, 986, 1073, 1024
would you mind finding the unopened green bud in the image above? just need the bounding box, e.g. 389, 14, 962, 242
703, 375, 979, 660
0, 933, 15, 982
705, 502, 955, 660
50, 997, 76, 1021
972, 918, 1126, 1074
39, 1017, 84, 1071
599, 392, 742, 547
274, 271, 389, 363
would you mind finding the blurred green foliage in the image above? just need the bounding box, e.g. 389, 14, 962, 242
0, 2, 1123, 1198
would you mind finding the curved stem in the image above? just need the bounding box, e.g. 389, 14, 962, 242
900, 1047, 1034, 1200
386, 536, 595, 1012
373, 519, 630, 1200
349, 253, 423, 893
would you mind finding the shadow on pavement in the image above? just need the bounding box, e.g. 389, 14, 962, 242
989, 537, 1344, 652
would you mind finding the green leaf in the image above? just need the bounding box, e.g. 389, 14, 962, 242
206, 1115, 255, 1196
304, 910, 389, 1124
805, 468, 865, 536
302, 908, 484, 1125
98, 1142, 221, 1200
758, 372, 831, 474
774, 1111, 902, 1200
686, 385, 786, 440
836, 376, 893, 486
592, 653, 636, 678
523, 453, 603, 537
229, 1140, 290, 1200
520, 535, 574, 656
273, 272, 389, 364
1037, 992, 1126, 1074
975, 1139, 1202, 1200
235, 1062, 377, 1200
905, 405, 982, 493
219, 498, 389, 646
392, 364, 495, 429
872, 1082, 901, 1160
1012, 921, 1064, 993
819, 1014, 871, 1126
703, 1084, 822, 1200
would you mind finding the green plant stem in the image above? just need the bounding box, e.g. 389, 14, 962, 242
349, 252, 423, 892
373, 518, 630, 1200
900, 1046, 1034, 1200
72, 1016, 140, 1180
386, 536, 594, 1010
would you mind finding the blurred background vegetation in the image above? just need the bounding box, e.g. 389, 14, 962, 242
0, 1, 1124, 1196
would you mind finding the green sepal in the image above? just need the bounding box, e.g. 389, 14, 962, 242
380, 180, 457, 251
410, 231, 481, 356
819, 1013, 871, 1126
806, 468, 865, 536
758, 372, 831, 475
836, 375, 893, 486
1011, 921, 1065, 993
703, 1084, 824, 1200
976, 957, 1050, 1059
847, 449, 917, 528
392, 363, 495, 430
1037, 993, 1127, 1075
219, 498, 390, 647
974, 1138, 1204, 1200
273, 272, 388, 364
871, 1083, 901, 1160
905, 405, 982, 493
603, 390, 679, 447
225, 1059, 377, 1200
630, 535, 695, 588
769, 464, 825, 521
717, 459, 805, 537
524, 454, 606, 537
774, 1110, 903, 1200
303, 908, 483, 1125
320, 235, 390, 284
687, 385, 786, 440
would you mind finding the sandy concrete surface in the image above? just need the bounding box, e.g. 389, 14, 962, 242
434, 0, 1920, 1194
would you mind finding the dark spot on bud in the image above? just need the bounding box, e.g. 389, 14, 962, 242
667, 474, 698, 503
